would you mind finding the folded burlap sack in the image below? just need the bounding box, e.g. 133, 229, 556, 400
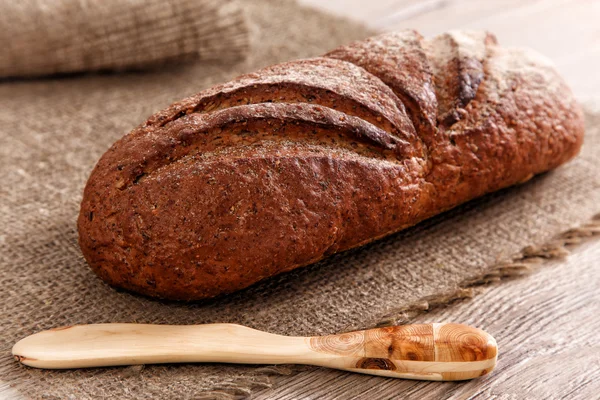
0, 0, 249, 78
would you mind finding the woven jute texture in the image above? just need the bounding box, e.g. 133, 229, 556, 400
0, 0, 249, 78
1, 1, 600, 399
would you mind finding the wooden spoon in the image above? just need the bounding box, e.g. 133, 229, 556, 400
12, 322, 497, 381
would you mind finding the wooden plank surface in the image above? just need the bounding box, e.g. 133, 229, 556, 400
255, 240, 600, 400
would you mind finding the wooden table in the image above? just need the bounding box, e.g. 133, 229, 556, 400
253, 1, 600, 398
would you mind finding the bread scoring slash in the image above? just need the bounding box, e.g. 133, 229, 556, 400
78, 30, 584, 300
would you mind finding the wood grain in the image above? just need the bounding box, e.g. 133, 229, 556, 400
308, 323, 496, 380
255, 240, 600, 399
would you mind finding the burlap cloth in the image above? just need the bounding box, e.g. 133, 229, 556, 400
1, 1, 599, 399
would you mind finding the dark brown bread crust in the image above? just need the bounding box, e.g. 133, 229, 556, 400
78, 30, 584, 300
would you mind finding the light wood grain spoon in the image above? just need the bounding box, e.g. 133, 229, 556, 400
13, 323, 497, 381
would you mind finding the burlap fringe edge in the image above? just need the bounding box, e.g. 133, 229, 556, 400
375, 212, 600, 327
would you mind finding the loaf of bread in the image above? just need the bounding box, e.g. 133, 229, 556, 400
78, 31, 584, 300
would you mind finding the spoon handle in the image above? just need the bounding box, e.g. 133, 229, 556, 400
13, 322, 497, 381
